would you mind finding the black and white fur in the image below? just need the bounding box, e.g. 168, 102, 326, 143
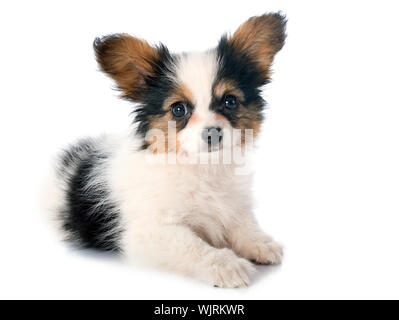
46, 13, 287, 288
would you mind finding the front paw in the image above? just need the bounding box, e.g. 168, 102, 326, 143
244, 240, 283, 265
206, 249, 256, 288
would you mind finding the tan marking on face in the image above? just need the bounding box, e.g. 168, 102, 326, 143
146, 112, 173, 154
162, 83, 194, 111
175, 82, 195, 104
147, 83, 195, 153
213, 79, 244, 101
230, 104, 262, 145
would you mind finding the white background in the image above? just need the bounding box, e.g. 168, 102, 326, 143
1, 0, 398, 299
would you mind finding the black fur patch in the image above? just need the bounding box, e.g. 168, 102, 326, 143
213, 37, 266, 125
132, 45, 178, 139
60, 140, 122, 252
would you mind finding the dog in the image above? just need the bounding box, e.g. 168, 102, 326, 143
48, 13, 286, 288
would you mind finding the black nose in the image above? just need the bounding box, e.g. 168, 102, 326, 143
202, 127, 223, 146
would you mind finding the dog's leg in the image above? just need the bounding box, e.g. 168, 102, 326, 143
228, 217, 283, 265
126, 224, 255, 288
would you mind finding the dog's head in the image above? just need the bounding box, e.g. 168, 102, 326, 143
94, 13, 286, 156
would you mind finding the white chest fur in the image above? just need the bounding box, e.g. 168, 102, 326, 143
108, 137, 253, 250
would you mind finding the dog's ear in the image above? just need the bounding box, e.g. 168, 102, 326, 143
94, 34, 160, 100
228, 13, 286, 82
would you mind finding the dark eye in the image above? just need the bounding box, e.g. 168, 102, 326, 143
223, 94, 238, 110
171, 102, 187, 118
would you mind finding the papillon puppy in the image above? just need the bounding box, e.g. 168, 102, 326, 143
48, 13, 286, 288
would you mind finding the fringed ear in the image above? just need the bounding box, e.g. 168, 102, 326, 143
93, 34, 159, 101
228, 13, 287, 82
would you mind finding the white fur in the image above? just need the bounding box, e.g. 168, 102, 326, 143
47, 51, 282, 288
176, 51, 217, 118
110, 131, 281, 287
